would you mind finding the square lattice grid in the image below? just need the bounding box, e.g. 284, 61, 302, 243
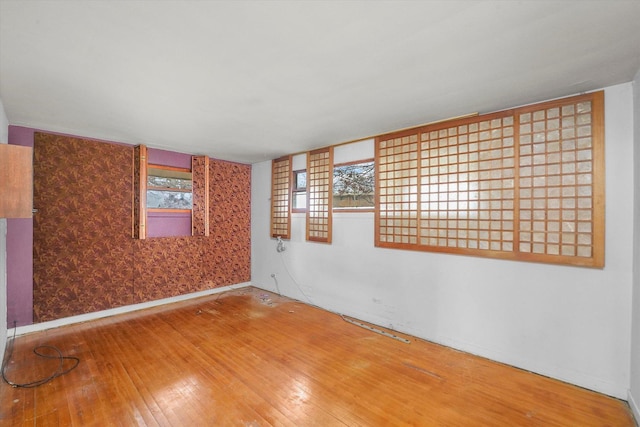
270, 156, 291, 239
518, 100, 595, 258
375, 91, 604, 267
306, 148, 333, 242
419, 115, 515, 252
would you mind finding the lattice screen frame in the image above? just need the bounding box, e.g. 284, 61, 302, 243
375, 91, 604, 268
270, 155, 292, 239
306, 147, 333, 243
132, 144, 147, 239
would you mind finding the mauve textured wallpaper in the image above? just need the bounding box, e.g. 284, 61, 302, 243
191, 155, 209, 237
32, 132, 251, 323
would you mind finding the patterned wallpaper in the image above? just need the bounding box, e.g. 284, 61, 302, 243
206, 160, 252, 287
32, 132, 251, 323
191, 155, 209, 237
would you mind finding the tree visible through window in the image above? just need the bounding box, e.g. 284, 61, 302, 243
146, 166, 193, 209
333, 160, 374, 210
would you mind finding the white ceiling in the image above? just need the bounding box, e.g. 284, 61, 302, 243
1, 1, 639, 164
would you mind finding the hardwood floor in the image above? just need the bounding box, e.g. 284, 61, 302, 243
0, 287, 634, 426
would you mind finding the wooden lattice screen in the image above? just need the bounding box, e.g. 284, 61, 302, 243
375, 91, 604, 267
306, 147, 333, 243
132, 144, 147, 239
270, 155, 292, 239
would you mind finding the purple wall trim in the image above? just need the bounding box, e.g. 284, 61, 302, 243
8, 126, 35, 147
147, 212, 192, 238
7, 126, 35, 326
6, 218, 33, 326
147, 148, 191, 169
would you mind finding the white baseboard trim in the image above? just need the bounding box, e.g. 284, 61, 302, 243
9, 282, 252, 337
629, 389, 640, 427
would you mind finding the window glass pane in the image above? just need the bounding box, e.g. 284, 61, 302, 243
295, 171, 307, 190
333, 161, 375, 209
147, 190, 193, 209
293, 192, 307, 210
147, 175, 192, 190
146, 165, 193, 210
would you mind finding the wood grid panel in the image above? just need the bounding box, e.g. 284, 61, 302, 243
375, 91, 604, 267
376, 133, 420, 245
517, 92, 604, 266
306, 147, 333, 243
270, 155, 291, 239
419, 113, 515, 252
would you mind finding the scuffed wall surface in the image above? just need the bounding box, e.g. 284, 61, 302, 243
32, 132, 250, 322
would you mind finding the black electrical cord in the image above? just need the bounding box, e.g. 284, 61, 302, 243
1, 322, 80, 388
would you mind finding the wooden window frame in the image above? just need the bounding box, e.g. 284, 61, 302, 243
146, 164, 193, 213
375, 91, 604, 268
292, 169, 307, 213
132, 144, 147, 239
133, 145, 210, 239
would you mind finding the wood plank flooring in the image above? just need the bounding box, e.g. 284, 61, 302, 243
0, 287, 635, 426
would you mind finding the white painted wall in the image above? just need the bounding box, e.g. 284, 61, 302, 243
251, 83, 635, 399
630, 69, 640, 421
0, 98, 9, 369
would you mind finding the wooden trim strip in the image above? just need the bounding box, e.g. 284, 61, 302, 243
132, 144, 147, 239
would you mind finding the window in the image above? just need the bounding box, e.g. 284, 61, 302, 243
292, 170, 307, 212
133, 146, 209, 239
376, 91, 604, 267
147, 165, 193, 209
144, 164, 194, 238
333, 160, 375, 210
